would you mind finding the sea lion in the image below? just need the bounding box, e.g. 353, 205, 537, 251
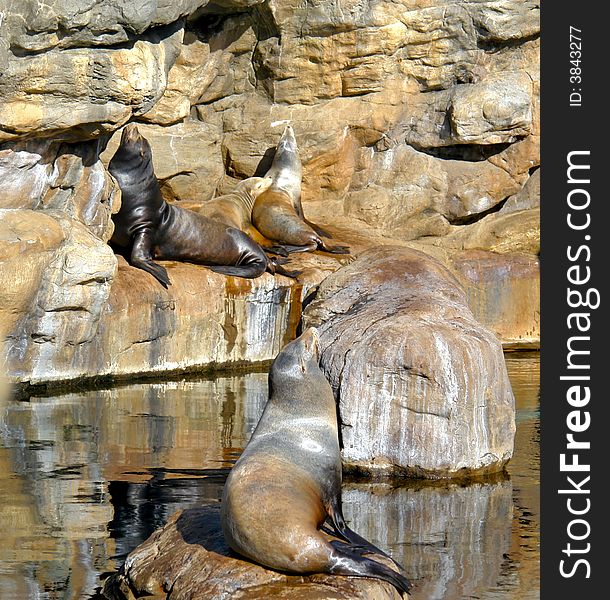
182, 176, 300, 278
221, 327, 411, 596
252, 126, 350, 254
108, 124, 272, 287
196, 177, 273, 232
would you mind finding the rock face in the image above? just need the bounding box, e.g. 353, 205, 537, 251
102, 505, 404, 600
3, 254, 318, 387
303, 246, 516, 478
1, 0, 539, 387
0, 209, 118, 381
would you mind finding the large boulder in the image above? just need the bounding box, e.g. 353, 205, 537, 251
303, 246, 516, 478
102, 505, 404, 600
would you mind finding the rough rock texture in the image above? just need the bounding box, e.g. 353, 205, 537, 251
1, 209, 118, 382
1, 0, 539, 387
0, 138, 121, 241
303, 246, 516, 477
3, 254, 320, 387
102, 505, 404, 600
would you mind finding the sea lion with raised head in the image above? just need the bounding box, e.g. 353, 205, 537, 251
221, 327, 411, 596
108, 124, 273, 287
183, 176, 300, 278
252, 125, 350, 255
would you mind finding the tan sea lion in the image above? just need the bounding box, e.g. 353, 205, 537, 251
221, 327, 411, 596
108, 125, 272, 287
183, 176, 300, 277
195, 177, 273, 232
252, 126, 350, 254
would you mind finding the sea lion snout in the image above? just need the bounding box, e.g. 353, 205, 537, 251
121, 123, 143, 145
277, 125, 297, 151
300, 327, 320, 362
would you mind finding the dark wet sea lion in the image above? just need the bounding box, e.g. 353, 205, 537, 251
252, 125, 350, 254
221, 327, 411, 596
108, 124, 271, 287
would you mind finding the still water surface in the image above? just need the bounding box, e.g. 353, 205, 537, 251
0, 353, 539, 599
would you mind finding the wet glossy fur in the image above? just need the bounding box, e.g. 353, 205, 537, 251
221, 328, 411, 595
109, 124, 269, 287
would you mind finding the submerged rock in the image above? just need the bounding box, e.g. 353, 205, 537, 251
102, 505, 404, 600
303, 246, 516, 478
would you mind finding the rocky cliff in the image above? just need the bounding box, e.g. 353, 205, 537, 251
0, 0, 539, 386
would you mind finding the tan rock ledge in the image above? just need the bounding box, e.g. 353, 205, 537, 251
101, 505, 405, 600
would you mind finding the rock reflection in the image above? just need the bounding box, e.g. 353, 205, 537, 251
0, 372, 267, 599
0, 354, 538, 600
342, 477, 513, 600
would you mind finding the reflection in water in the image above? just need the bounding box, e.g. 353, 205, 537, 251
0, 354, 539, 599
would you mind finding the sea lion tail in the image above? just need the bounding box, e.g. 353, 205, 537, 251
328, 542, 412, 596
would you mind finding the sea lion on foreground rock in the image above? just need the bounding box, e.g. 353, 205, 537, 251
221, 327, 412, 596
109, 124, 272, 287
252, 125, 350, 254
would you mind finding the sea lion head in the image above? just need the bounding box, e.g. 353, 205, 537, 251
115, 123, 152, 163
238, 176, 274, 199
276, 125, 298, 154
270, 327, 321, 383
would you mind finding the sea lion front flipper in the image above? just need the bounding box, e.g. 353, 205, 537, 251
130, 230, 171, 288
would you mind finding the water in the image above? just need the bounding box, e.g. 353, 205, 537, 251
0, 353, 539, 599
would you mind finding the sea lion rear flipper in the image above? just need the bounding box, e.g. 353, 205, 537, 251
130, 231, 171, 288
262, 245, 290, 257
304, 218, 334, 239
273, 265, 302, 279
275, 243, 318, 254
327, 504, 400, 568
329, 542, 412, 596
208, 265, 266, 279
318, 240, 350, 255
